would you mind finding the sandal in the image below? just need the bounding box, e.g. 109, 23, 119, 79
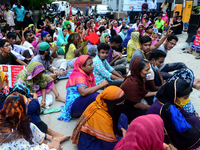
183, 50, 192, 54
43, 107, 61, 114
196, 55, 200, 59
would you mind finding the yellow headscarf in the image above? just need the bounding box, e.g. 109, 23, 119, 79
71, 86, 125, 145
127, 32, 140, 62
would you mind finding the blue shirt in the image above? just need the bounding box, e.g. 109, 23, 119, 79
77, 7, 81, 11
13, 5, 26, 22
54, 6, 58, 12
93, 55, 114, 85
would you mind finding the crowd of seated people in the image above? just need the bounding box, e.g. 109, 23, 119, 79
0, 1, 200, 149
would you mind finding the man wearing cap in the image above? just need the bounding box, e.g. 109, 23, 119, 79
30, 42, 59, 81
34, 31, 58, 57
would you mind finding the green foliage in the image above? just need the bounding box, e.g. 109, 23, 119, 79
194, 6, 200, 14
29, 0, 53, 9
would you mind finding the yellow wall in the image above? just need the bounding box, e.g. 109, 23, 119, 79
173, 4, 183, 17
182, 1, 193, 22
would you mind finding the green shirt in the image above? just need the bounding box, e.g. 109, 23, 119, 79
155, 20, 165, 31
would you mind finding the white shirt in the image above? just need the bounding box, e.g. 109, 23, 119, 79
156, 43, 168, 70
3, 10, 15, 26
11, 50, 25, 60
149, 2, 157, 9
58, 4, 66, 12
132, 23, 139, 30
22, 41, 34, 54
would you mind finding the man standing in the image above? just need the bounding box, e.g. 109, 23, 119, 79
12, 0, 25, 31
1, 4, 15, 28
77, 5, 81, 16
58, 2, 66, 18
142, 0, 148, 16
85, 6, 88, 16
149, 0, 157, 15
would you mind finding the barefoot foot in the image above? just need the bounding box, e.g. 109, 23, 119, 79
54, 135, 71, 143
55, 94, 65, 103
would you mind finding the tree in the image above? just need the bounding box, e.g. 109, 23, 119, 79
28, 0, 53, 10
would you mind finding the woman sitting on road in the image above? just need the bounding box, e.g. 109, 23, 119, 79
71, 86, 128, 150
57, 55, 108, 122
0, 92, 62, 150
120, 58, 157, 123
147, 79, 200, 149
15, 62, 65, 107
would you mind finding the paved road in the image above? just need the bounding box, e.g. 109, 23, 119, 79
41, 31, 200, 150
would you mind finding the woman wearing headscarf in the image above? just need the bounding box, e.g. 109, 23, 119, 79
120, 58, 157, 123
167, 68, 200, 116
113, 21, 121, 35
147, 79, 200, 150
94, 20, 100, 32
126, 32, 140, 62
71, 86, 128, 150
86, 20, 95, 36
57, 55, 108, 122
0, 70, 8, 88
118, 26, 129, 40
121, 28, 134, 48
100, 33, 110, 43
162, 12, 169, 31
123, 13, 130, 25
137, 24, 145, 36
65, 33, 88, 61
57, 28, 70, 55
15, 62, 65, 107
0, 92, 62, 149
114, 114, 177, 150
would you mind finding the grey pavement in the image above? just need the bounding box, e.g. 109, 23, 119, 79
41, 31, 200, 150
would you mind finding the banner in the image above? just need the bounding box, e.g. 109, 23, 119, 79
0, 65, 25, 87
191, 32, 200, 51
123, 0, 157, 11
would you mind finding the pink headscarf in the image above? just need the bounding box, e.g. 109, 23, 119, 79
162, 12, 169, 27
113, 21, 121, 34
137, 24, 145, 36
142, 14, 148, 22
114, 114, 165, 150
94, 21, 100, 32
66, 55, 96, 88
